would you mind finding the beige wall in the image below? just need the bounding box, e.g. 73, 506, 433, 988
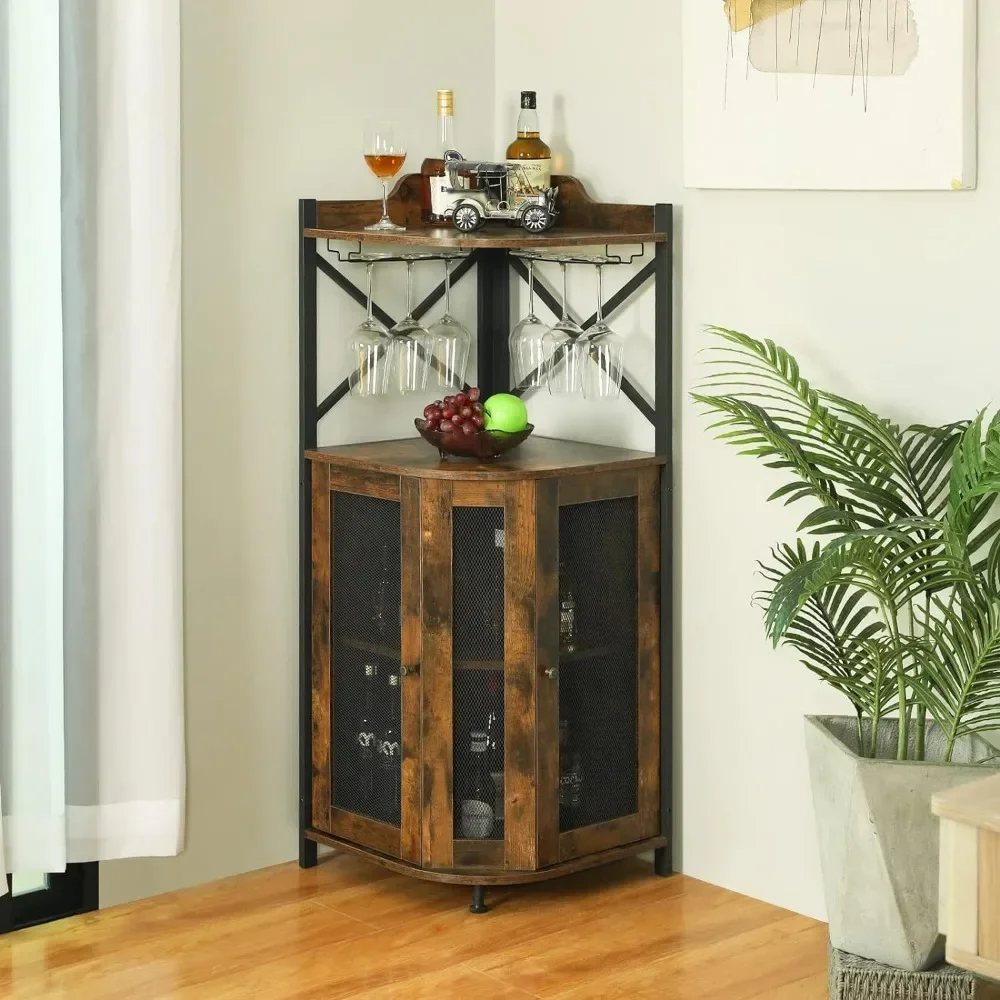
496, 2, 999, 920
103, 0, 998, 919
100, 0, 495, 906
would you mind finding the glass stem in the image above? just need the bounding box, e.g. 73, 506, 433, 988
444, 260, 452, 315
366, 263, 374, 321
381, 180, 390, 223
560, 263, 569, 323
528, 261, 535, 317
405, 260, 413, 317
595, 265, 604, 325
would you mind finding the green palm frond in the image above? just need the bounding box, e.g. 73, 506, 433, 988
911, 588, 1000, 758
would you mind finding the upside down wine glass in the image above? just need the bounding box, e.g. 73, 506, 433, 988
543, 262, 585, 395
363, 120, 406, 233
347, 262, 391, 396
386, 259, 431, 394
581, 263, 625, 399
426, 259, 471, 392
509, 260, 551, 390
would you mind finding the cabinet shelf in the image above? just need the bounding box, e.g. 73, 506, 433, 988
337, 637, 400, 660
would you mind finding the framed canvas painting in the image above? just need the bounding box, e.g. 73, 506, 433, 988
683, 0, 977, 190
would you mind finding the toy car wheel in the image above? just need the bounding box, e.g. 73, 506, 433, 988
521, 205, 551, 233
453, 203, 483, 233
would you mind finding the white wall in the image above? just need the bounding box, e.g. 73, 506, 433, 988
102, 0, 998, 919
99, 0, 495, 906
496, 1, 1000, 920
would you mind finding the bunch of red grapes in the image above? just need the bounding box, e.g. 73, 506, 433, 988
421, 387, 484, 437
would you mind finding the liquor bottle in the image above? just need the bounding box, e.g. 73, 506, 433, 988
373, 539, 395, 643
506, 91, 552, 193
559, 557, 577, 653
377, 672, 401, 817
421, 89, 455, 224
356, 663, 378, 804
484, 673, 504, 830
559, 718, 584, 827
459, 730, 495, 838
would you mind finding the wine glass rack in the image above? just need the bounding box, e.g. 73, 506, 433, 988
298, 173, 674, 913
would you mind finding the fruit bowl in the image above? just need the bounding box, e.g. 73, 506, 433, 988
414, 418, 534, 461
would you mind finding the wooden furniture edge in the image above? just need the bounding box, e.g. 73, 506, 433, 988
305, 827, 669, 885
306, 441, 666, 481
933, 773, 1000, 836
945, 948, 1000, 989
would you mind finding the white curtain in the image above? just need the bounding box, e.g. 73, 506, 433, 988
0, 0, 184, 886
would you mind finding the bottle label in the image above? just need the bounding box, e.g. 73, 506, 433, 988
378, 737, 400, 759
507, 158, 552, 192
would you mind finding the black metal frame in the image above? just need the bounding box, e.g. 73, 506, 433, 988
0, 863, 99, 934
298, 199, 674, 878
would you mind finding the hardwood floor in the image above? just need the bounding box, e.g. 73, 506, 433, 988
1, 855, 830, 999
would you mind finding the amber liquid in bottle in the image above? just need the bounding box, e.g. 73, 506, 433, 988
506, 91, 551, 192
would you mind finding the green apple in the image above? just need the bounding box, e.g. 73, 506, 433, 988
482, 393, 528, 433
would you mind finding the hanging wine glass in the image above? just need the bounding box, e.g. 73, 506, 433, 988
509, 259, 551, 390
581, 263, 625, 399
426, 258, 471, 392
347, 261, 390, 397
542, 262, 585, 395
386, 259, 431, 394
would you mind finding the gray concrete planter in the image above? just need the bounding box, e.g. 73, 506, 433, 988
805, 715, 999, 972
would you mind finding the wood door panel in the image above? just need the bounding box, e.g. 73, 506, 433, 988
310, 462, 332, 832
399, 476, 422, 864
504, 480, 537, 871
421, 479, 455, 869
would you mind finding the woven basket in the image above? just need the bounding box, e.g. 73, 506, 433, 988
830, 948, 1000, 1000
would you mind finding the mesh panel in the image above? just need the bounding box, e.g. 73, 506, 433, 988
453, 669, 505, 840
331, 492, 402, 828
452, 507, 505, 840
452, 507, 505, 663
558, 496, 638, 832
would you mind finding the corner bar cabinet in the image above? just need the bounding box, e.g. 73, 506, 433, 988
299, 177, 674, 910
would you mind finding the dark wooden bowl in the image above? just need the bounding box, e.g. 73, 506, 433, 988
414, 418, 534, 461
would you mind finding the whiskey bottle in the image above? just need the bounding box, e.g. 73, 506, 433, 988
356, 663, 378, 804
559, 557, 577, 653
459, 730, 495, 839
421, 89, 455, 224
559, 718, 584, 827
506, 91, 552, 193
377, 672, 401, 818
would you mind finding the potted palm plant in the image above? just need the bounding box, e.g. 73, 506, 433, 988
693, 328, 1000, 972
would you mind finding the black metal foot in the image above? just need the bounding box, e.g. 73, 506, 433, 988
654, 845, 671, 877
299, 837, 318, 869
469, 885, 488, 914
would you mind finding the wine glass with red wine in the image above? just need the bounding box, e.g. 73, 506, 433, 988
363, 121, 406, 232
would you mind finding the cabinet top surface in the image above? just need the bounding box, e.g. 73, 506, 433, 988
306, 436, 665, 480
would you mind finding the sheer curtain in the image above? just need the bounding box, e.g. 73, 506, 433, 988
0, 0, 184, 887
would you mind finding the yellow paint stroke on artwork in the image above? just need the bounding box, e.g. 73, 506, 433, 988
951, 179, 964, 190
724, 0, 806, 33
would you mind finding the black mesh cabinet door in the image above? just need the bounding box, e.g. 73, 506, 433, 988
536, 470, 661, 865
311, 464, 419, 861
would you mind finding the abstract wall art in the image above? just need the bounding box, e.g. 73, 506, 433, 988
683, 0, 977, 190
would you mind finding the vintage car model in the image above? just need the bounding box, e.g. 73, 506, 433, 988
429, 150, 558, 233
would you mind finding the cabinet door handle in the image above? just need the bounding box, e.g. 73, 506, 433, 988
400, 664, 419, 677
543, 666, 558, 679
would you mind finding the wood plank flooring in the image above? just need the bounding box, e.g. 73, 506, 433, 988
1, 855, 830, 999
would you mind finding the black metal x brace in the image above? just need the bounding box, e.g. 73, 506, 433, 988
314, 251, 481, 422
509, 257, 657, 424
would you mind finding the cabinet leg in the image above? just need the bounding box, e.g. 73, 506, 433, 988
654, 845, 671, 877
469, 885, 488, 914
299, 837, 318, 869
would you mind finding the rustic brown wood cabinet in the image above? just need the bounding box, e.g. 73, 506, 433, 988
305, 437, 666, 909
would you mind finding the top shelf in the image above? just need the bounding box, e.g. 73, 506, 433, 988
304, 175, 667, 250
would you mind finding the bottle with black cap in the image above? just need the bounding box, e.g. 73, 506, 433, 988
506, 90, 551, 193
